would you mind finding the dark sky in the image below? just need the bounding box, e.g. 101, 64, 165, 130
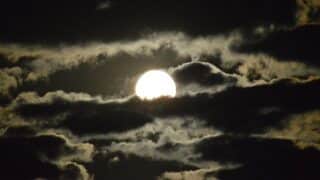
1, 0, 320, 180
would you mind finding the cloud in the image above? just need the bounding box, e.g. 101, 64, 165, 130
96, 1, 111, 10
194, 135, 320, 180
80, 117, 224, 180
0, 32, 238, 81
170, 61, 239, 95
235, 25, 320, 67
1, 31, 319, 99
236, 53, 320, 81
1, 68, 320, 180
37, 131, 94, 163
10, 77, 320, 135
1, 1, 319, 179
133, 78, 320, 134
296, 0, 320, 25
9, 78, 320, 177
158, 168, 220, 180
0, 67, 23, 98
94, 117, 221, 168
263, 110, 320, 149
0, 33, 236, 98
10, 91, 150, 135
0, 27, 319, 180
0, 0, 298, 43
12, 90, 105, 105
0, 133, 94, 180
84, 152, 196, 180
3, 77, 318, 180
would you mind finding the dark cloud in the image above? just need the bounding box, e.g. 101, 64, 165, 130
92, 117, 220, 169
265, 110, 320, 149
13, 93, 152, 135
84, 152, 196, 180
0, 33, 231, 98
145, 78, 320, 134
0, 134, 91, 180
18, 48, 183, 97
3, 125, 36, 137
196, 135, 320, 180
96, 1, 111, 10
296, 0, 320, 25
1, 31, 318, 101
172, 61, 238, 87
14, 78, 320, 135
61, 108, 152, 135
0, 0, 297, 44
235, 25, 320, 66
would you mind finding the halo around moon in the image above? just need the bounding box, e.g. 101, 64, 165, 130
135, 70, 176, 100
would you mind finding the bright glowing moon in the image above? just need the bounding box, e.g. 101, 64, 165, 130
135, 70, 176, 100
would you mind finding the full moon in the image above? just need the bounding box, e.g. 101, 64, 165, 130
135, 70, 176, 100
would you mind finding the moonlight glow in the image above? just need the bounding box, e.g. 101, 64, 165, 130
135, 70, 176, 100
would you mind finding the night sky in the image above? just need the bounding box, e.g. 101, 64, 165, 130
1, 0, 320, 180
